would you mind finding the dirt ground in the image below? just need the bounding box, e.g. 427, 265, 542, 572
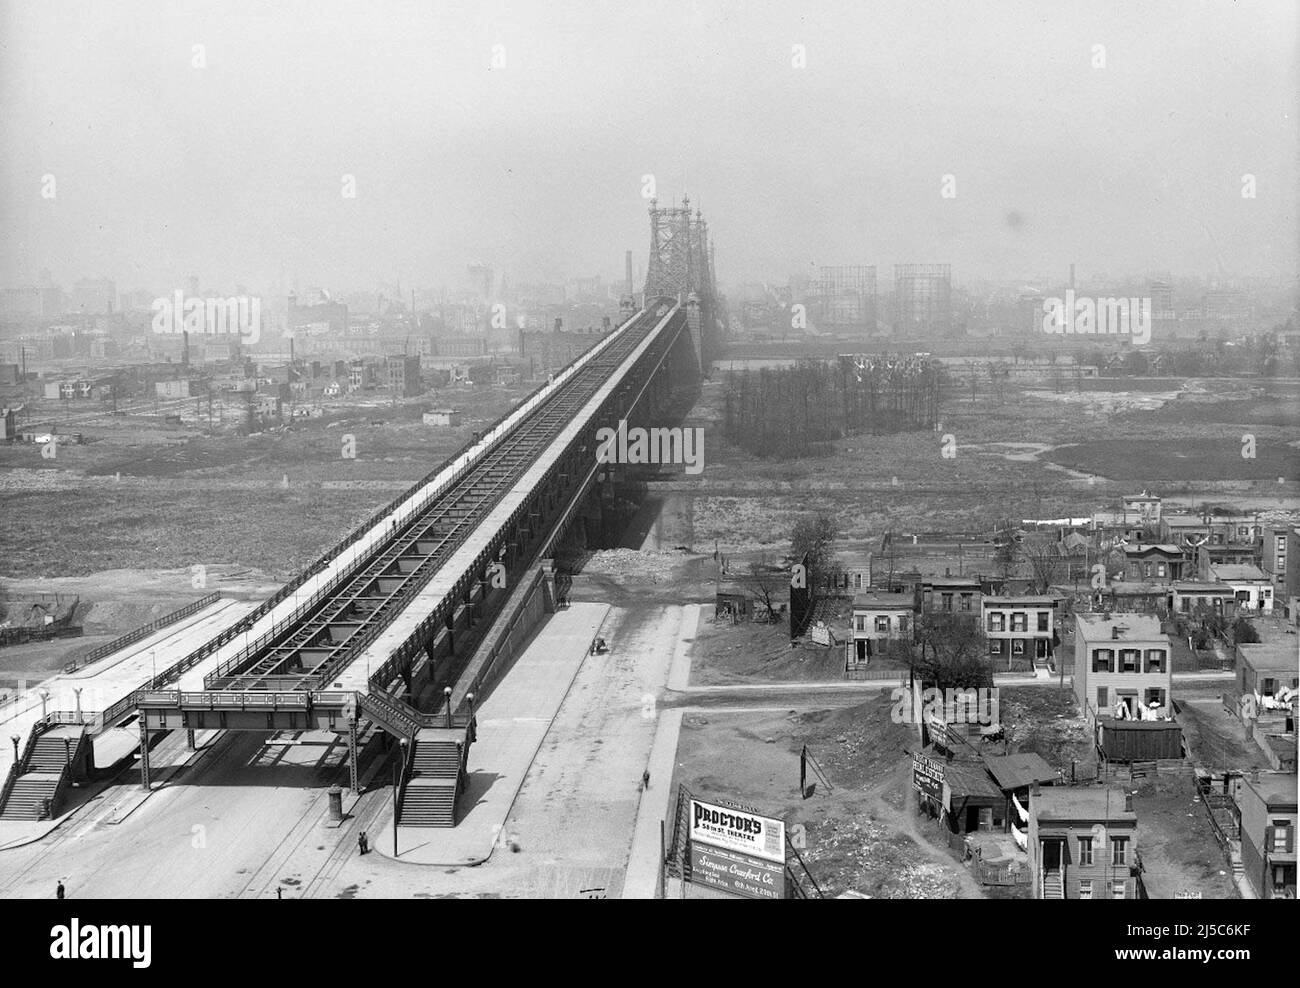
669, 702, 982, 898
648, 375, 1300, 555
1000, 686, 1096, 777
1176, 698, 1274, 772
1131, 770, 1239, 899
688, 615, 850, 685
0, 386, 525, 580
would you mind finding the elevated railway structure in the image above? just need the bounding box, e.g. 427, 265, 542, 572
0, 199, 720, 826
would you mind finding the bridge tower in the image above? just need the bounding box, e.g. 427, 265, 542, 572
642, 195, 719, 374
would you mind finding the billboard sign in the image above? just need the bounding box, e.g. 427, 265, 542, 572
912, 752, 945, 802
690, 843, 786, 900
689, 798, 786, 864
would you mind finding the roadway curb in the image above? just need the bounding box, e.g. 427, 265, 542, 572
371, 604, 611, 868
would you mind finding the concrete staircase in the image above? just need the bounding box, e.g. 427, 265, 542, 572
399, 735, 464, 827
0, 726, 90, 821
399, 779, 458, 826
410, 739, 461, 779
1042, 872, 1064, 899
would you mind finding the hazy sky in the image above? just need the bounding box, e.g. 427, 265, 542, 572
1, 0, 1296, 293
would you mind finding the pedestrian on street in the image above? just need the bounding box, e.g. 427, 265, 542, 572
56, 881, 65, 900
276, 886, 283, 899
358, 830, 369, 855
642, 769, 651, 790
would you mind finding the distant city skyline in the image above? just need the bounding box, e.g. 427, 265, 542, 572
1, 0, 1297, 292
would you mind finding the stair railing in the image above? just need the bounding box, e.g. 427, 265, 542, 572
0, 717, 55, 818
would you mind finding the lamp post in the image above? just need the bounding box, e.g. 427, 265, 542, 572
392, 736, 408, 858
38, 689, 50, 719
10, 735, 19, 763
73, 687, 83, 723
444, 687, 453, 729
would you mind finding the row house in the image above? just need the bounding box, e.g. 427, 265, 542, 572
1169, 582, 1238, 619
850, 592, 913, 663
1210, 563, 1274, 614
1121, 544, 1187, 583
1074, 614, 1173, 721
1162, 513, 1262, 547
982, 595, 1059, 668
1262, 525, 1300, 605
1029, 786, 1140, 900
1197, 542, 1263, 580
1236, 773, 1297, 900
918, 576, 982, 616
1075, 614, 1181, 761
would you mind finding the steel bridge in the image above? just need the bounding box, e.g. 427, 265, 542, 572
0, 198, 721, 827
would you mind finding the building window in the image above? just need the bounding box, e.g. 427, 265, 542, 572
899, 614, 910, 633
1145, 687, 1165, 709
989, 640, 1003, 656
941, 593, 953, 612
1112, 881, 1126, 900
1179, 598, 1189, 612
988, 613, 1005, 632
1121, 650, 1139, 673
874, 616, 889, 633
1093, 649, 1114, 673
853, 573, 863, 589
1012, 640, 1025, 656
1271, 822, 1292, 854
1011, 612, 1027, 632
1144, 650, 1165, 673
855, 616, 865, 631
1079, 880, 1093, 900
1079, 837, 1093, 866
1156, 563, 1166, 577
1112, 837, 1128, 866
1096, 687, 1108, 710
960, 594, 973, 612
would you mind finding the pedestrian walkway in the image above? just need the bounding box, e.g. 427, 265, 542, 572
622, 709, 682, 898
0, 599, 255, 785
371, 602, 609, 866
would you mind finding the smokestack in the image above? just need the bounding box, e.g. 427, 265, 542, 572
1069, 264, 1075, 290
1124, 793, 1133, 812
182, 330, 189, 368
625, 250, 634, 296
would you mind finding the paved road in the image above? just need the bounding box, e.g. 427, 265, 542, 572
0, 729, 360, 898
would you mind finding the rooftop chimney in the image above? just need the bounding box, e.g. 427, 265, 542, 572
1112, 626, 1121, 639
1030, 781, 1040, 797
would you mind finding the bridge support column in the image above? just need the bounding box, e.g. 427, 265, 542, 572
138, 717, 151, 791
186, 728, 196, 750
348, 719, 359, 793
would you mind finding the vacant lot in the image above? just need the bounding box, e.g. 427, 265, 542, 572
1042, 438, 1298, 482
669, 703, 979, 898
1132, 770, 1239, 899
673, 374, 1300, 555
0, 387, 526, 580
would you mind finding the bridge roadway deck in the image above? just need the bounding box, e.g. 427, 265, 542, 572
192, 307, 675, 701
312, 304, 679, 696
335, 307, 676, 693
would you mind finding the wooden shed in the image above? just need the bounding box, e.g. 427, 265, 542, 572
1095, 716, 1183, 761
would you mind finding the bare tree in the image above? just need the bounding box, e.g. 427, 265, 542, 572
1023, 538, 1063, 594
740, 554, 783, 622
